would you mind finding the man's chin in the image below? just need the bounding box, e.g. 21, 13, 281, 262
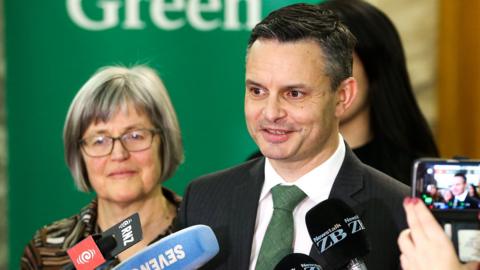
261, 151, 291, 161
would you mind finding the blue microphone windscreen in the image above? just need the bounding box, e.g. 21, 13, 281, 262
113, 225, 219, 270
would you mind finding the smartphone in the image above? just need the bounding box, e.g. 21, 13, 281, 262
413, 158, 480, 261
412, 158, 480, 212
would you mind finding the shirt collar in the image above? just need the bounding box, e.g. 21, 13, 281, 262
456, 190, 468, 201
260, 134, 346, 203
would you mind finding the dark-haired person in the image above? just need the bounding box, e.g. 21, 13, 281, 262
21, 65, 184, 269
177, 4, 409, 270
468, 183, 480, 200
248, 0, 440, 184
451, 173, 480, 209
441, 189, 455, 209
320, 0, 439, 185
426, 184, 441, 202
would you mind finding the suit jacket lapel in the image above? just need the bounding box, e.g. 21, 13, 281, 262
329, 144, 365, 207
229, 158, 265, 269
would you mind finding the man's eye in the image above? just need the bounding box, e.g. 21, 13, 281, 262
249, 87, 265, 96
287, 90, 304, 98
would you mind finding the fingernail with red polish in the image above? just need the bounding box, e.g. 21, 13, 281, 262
411, 197, 420, 205
403, 197, 411, 205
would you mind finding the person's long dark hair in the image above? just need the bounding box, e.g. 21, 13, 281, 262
321, 0, 439, 159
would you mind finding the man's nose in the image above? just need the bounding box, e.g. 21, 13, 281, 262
263, 96, 286, 122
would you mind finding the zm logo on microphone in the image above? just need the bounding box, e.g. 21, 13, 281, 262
76, 249, 96, 264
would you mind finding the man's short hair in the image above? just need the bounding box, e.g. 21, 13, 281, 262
454, 172, 467, 183
248, 3, 356, 90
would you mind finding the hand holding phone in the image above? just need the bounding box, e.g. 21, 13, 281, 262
398, 197, 474, 270
412, 158, 480, 262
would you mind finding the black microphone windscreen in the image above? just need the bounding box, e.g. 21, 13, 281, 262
274, 253, 322, 270
305, 198, 369, 269
97, 235, 117, 259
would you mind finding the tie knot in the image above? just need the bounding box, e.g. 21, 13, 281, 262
271, 185, 306, 212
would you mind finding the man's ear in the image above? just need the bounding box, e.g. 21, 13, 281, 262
335, 77, 357, 117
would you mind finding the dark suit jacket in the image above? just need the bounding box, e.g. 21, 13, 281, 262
460, 195, 480, 209
177, 145, 410, 270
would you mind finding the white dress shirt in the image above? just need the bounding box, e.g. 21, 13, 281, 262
249, 134, 346, 269
454, 189, 468, 203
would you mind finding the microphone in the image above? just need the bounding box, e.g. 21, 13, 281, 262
274, 253, 323, 270
306, 198, 369, 270
113, 224, 219, 270
64, 213, 143, 270
95, 235, 117, 257
100, 212, 143, 258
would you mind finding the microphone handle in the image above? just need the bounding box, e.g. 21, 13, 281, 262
346, 258, 367, 270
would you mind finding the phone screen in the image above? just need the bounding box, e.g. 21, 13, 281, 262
413, 159, 480, 210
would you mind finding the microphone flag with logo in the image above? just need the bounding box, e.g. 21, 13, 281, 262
101, 212, 143, 258
67, 235, 106, 270
305, 198, 370, 270
65, 212, 143, 270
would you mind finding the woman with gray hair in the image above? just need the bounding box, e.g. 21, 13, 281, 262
21, 65, 184, 269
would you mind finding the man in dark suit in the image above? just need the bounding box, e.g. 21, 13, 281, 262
177, 4, 409, 270
451, 172, 480, 209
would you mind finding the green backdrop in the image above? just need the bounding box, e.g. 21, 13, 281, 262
5, 0, 320, 269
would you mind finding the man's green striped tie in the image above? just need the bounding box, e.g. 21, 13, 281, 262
255, 184, 307, 270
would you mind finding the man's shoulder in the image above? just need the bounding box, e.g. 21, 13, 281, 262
188, 157, 264, 189
362, 163, 411, 195
342, 147, 410, 197
177, 157, 264, 231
